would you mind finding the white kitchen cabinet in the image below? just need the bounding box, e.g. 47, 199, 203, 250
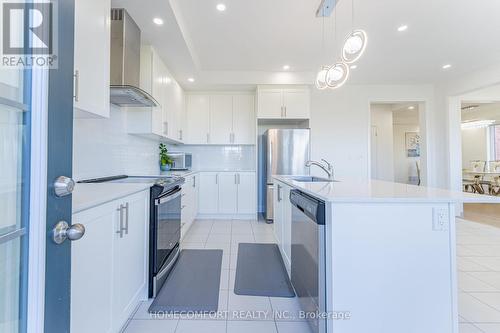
232, 95, 255, 144
186, 95, 210, 144
71, 190, 149, 333
198, 171, 256, 218
210, 95, 233, 144
257, 87, 310, 119
198, 172, 219, 214
273, 180, 292, 273
257, 89, 282, 119
181, 173, 199, 239
74, 0, 110, 118
112, 192, 148, 331
128, 46, 183, 143
71, 202, 115, 333
283, 89, 310, 119
218, 173, 238, 214
237, 172, 257, 214
184, 93, 255, 145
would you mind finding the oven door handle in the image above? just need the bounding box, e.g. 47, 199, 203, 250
155, 187, 182, 205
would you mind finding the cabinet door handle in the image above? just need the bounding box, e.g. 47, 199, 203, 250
193, 175, 196, 188
179, 130, 183, 140
280, 106, 283, 117
73, 70, 79, 102
206, 133, 210, 143
234, 173, 237, 184
284, 106, 287, 117
277, 185, 282, 202
124, 202, 129, 235
116, 204, 124, 238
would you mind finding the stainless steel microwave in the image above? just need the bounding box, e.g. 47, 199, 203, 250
169, 152, 192, 170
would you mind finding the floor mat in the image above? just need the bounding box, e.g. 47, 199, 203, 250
234, 243, 295, 297
149, 249, 223, 313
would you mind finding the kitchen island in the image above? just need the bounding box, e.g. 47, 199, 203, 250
273, 175, 500, 333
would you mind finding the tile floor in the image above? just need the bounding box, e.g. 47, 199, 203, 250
123, 219, 307, 333
457, 218, 500, 333
123, 218, 500, 333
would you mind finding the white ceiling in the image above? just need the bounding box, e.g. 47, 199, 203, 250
112, 0, 500, 89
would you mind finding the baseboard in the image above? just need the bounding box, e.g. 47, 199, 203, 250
196, 213, 258, 220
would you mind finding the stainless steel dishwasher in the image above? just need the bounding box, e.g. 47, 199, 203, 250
290, 189, 326, 333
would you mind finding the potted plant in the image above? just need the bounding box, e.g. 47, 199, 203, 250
159, 143, 173, 171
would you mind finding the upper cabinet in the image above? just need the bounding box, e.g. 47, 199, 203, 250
257, 86, 310, 119
127, 45, 184, 144
185, 93, 255, 145
74, 0, 111, 118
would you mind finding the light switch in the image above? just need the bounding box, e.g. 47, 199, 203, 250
433, 207, 449, 231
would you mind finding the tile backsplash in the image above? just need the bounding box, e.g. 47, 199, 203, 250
73, 106, 255, 180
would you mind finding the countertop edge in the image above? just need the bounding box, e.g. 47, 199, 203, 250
273, 176, 500, 204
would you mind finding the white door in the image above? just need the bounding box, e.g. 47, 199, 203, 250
186, 95, 210, 144
198, 173, 219, 214
74, 0, 110, 117
283, 89, 310, 119
112, 193, 148, 330
210, 95, 233, 144
258, 90, 283, 119
237, 173, 256, 214
233, 95, 255, 144
218, 173, 238, 214
71, 204, 115, 333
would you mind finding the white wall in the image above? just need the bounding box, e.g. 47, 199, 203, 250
461, 128, 488, 167
370, 104, 394, 181
309, 85, 434, 184
73, 106, 256, 180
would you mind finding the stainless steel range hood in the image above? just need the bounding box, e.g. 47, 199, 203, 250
110, 8, 158, 107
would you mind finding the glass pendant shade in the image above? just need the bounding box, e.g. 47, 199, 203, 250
325, 62, 350, 89
315, 67, 329, 90
341, 29, 367, 64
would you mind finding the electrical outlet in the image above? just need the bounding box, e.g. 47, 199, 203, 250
433, 208, 449, 231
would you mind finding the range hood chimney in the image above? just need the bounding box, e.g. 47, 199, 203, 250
110, 8, 158, 107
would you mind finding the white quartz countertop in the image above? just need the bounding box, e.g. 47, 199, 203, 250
72, 183, 151, 214
274, 175, 500, 204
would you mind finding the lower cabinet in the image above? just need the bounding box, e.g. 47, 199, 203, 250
273, 180, 292, 274
198, 171, 256, 218
71, 190, 149, 333
181, 173, 199, 239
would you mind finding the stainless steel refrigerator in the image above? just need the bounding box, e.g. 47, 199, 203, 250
264, 129, 310, 221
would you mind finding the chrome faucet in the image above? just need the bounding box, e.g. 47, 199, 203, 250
306, 159, 334, 180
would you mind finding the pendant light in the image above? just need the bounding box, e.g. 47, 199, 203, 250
326, 6, 350, 89
326, 62, 350, 89
315, 16, 329, 90
342, 0, 367, 64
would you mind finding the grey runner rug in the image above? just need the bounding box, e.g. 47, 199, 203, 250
149, 249, 223, 313
234, 243, 295, 297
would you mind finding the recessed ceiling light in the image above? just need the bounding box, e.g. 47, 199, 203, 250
282, 65, 290, 70
397, 25, 408, 32
216, 3, 226, 11
187, 78, 195, 83
442, 64, 452, 70
153, 18, 164, 25
350, 65, 358, 69
408, 106, 415, 110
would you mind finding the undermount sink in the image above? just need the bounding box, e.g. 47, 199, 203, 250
289, 176, 336, 183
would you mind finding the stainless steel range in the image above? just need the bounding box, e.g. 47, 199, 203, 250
79, 175, 185, 297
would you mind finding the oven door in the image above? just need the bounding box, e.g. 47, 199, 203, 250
154, 187, 182, 274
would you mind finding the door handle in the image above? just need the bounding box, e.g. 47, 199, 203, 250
124, 202, 129, 235
116, 204, 125, 238
52, 221, 85, 244
234, 173, 237, 184
193, 176, 196, 188
73, 70, 79, 102
54, 176, 75, 197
